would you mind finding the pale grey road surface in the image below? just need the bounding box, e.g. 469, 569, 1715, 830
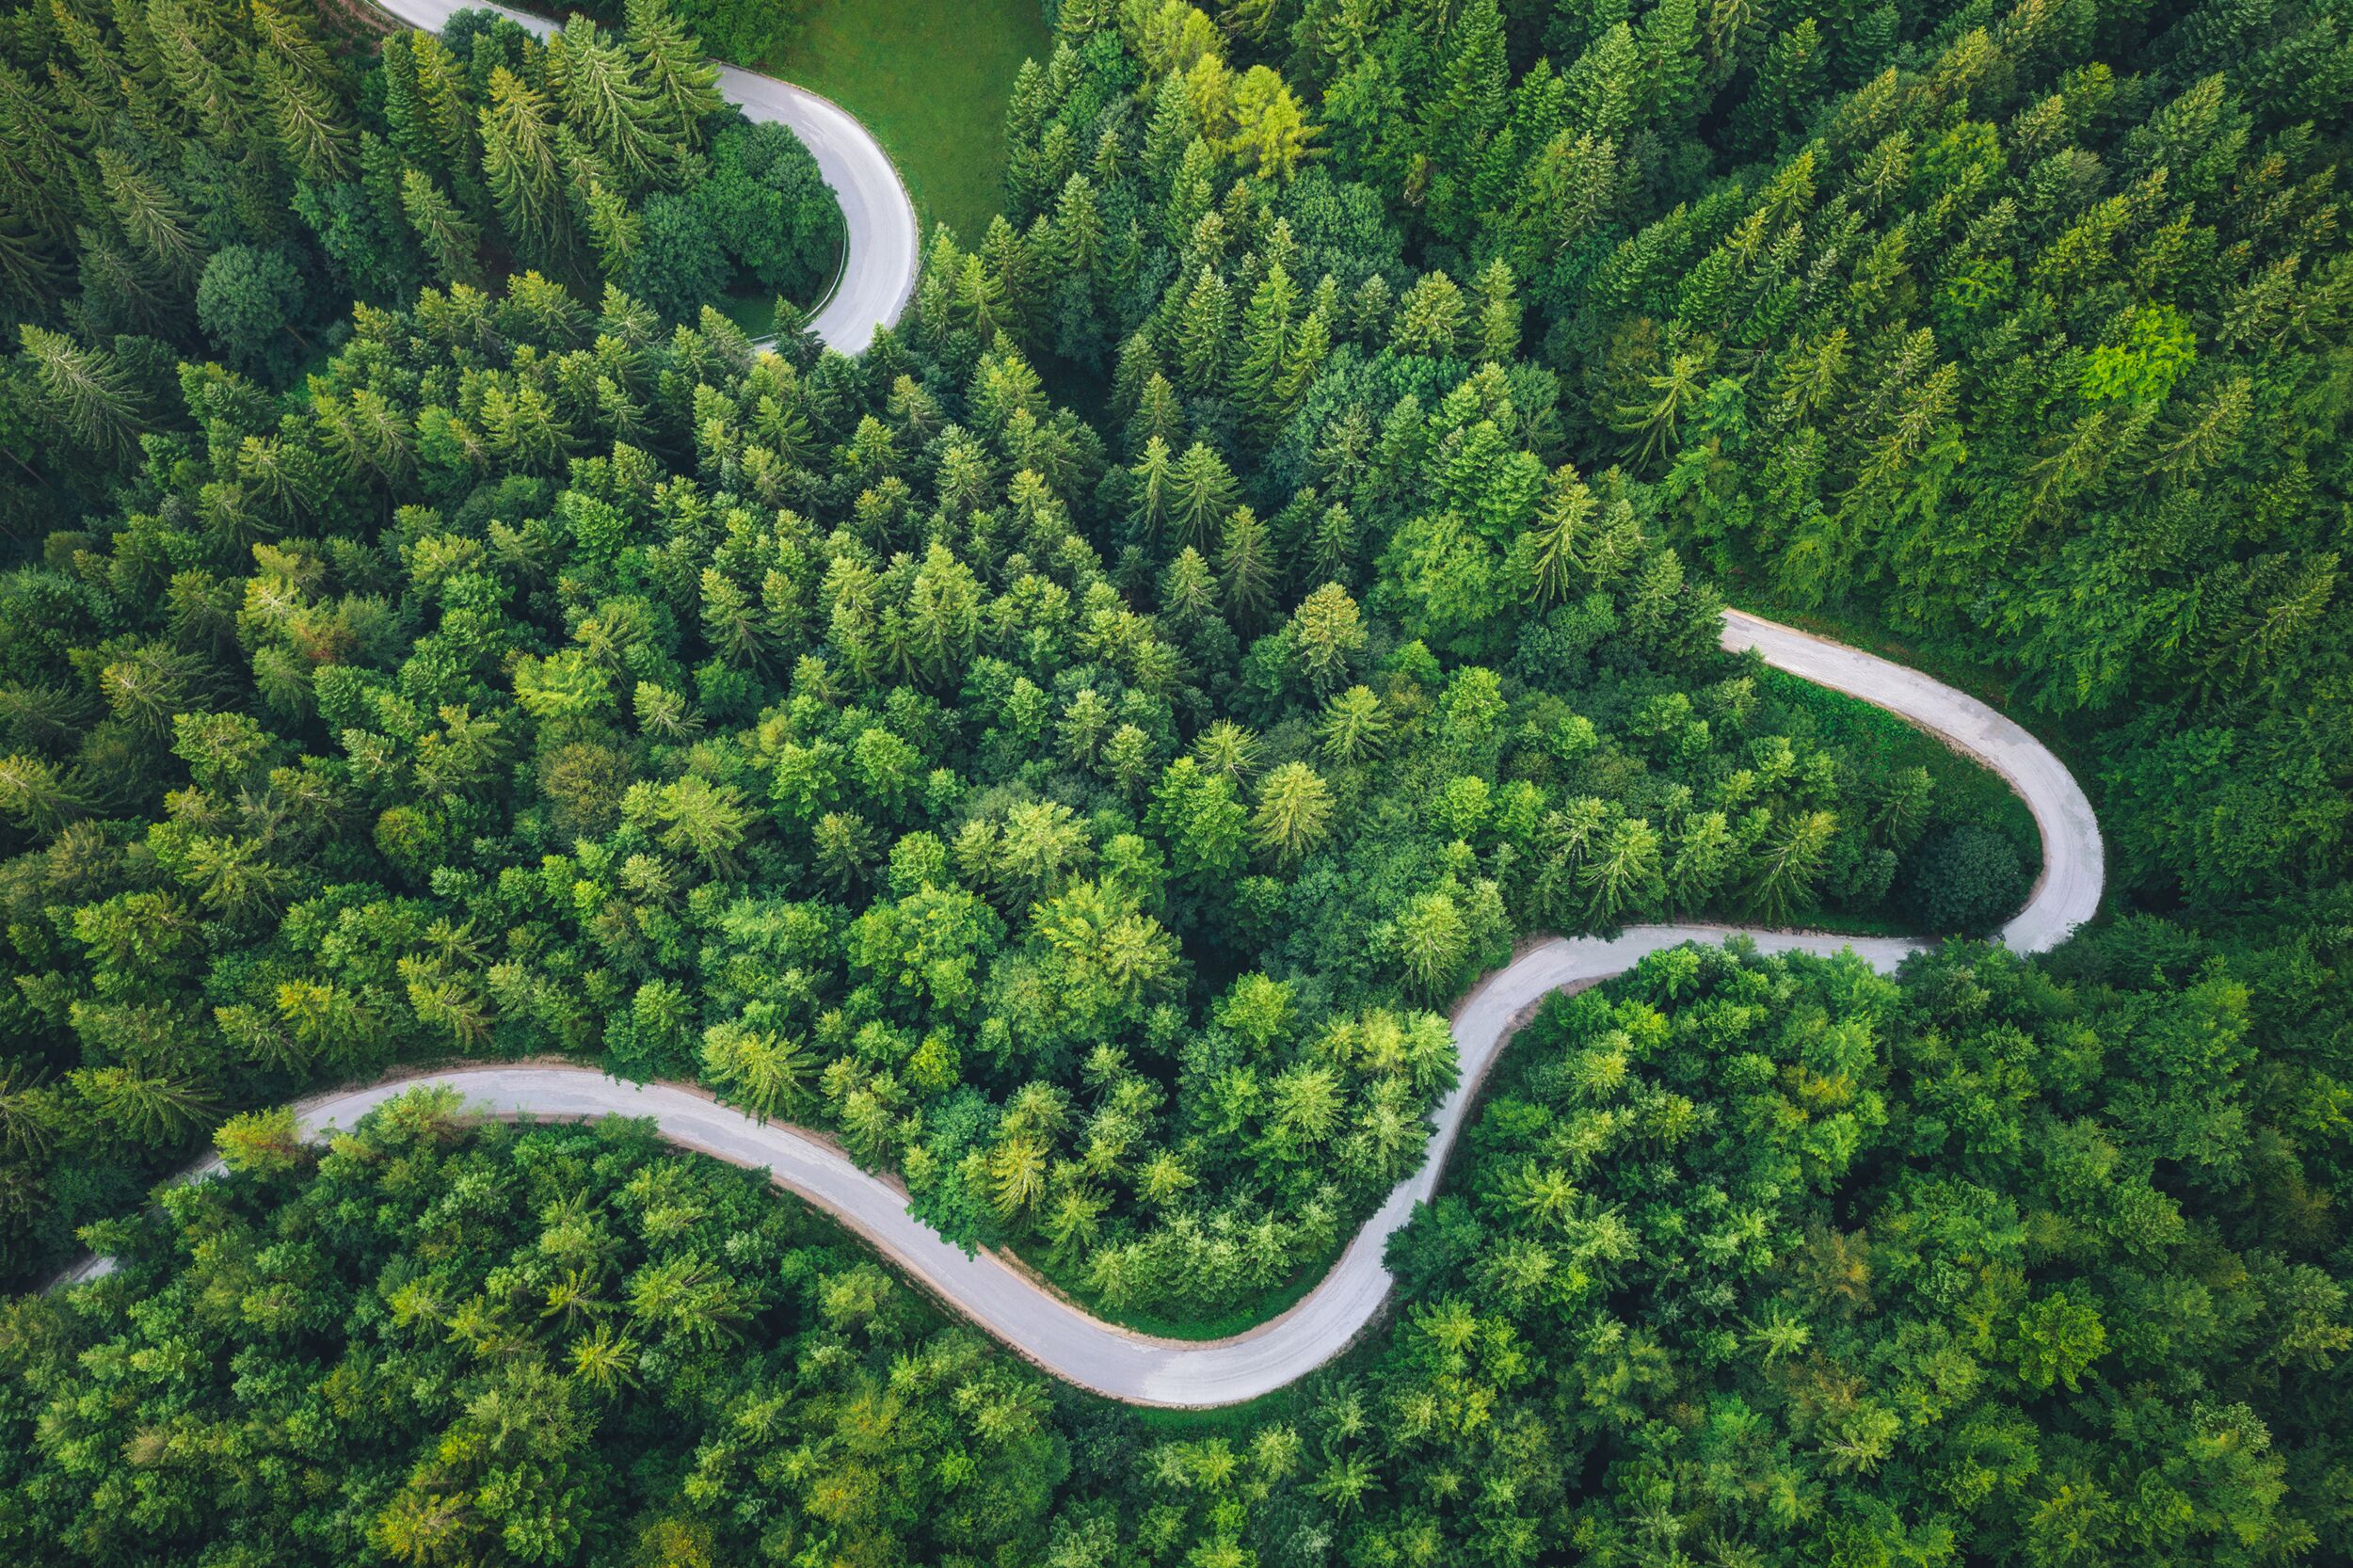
372, 0, 919, 352
1719, 611, 2103, 951
54, 614, 2104, 1404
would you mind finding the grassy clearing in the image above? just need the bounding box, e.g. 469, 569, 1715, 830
1760, 667, 2043, 863
1005, 1233, 1352, 1343
464, 0, 1042, 263
1724, 593, 2101, 796
757, 0, 1048, 243
713, 289, 780, 339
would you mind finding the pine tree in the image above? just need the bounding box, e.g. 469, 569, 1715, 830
1160, 546, 1218, 627
0, 751, 88, 835
252, 0, 358, 177
1142, 70, 1197, 189
1227, 65, 1318, 181
255, 52, 356, 182
0, 213, 60, 312
1253, 761, 1334, 867
1579, 814, 1664, 922
1110, 331, 1160, 421
1317, 685, 1389, 765
378, 32, 435, 168
1508, 130, 1618, 277
1128, 435, 1176, 542
1742, 810, 1836, 923
1391, 271, 1466, 358
1524, 465, 1600, 606
0, 63, 78, 245
1308, 502, 1356, 586
1273, 293, 1331, 417
402, 32, 481, 179
1217, 505, 1276, 630
1290, 584, 1365, 696
1231, 262, 1297, 440
1051, 172, 1104, 280
1470, 259, 1520, 360
1126, 372, 1186, 455
146, 0, 251, 149
1420, 0, 1509, 229
1564, 22, 1643, 139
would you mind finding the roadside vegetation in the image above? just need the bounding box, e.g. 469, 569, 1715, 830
756, 0, 1050, 242
1, 0, 2349, 1561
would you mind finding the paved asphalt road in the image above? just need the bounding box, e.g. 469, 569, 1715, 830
55, 612, 2105, 1406
373, 0, 919, 352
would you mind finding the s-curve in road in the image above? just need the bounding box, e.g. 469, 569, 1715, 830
372, 0, 920, 353
56, 613, 2105, 1406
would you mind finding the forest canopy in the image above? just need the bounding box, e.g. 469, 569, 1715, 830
1, 0, 2350, 1562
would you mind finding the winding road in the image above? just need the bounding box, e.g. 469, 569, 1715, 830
376, 0, 920, 352
56, 609, 2103, 1407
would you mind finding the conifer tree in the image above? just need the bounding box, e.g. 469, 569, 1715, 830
256, 53, 356, 182
1470, 259, 1519, 361
20, 325, 148, 462
1109, 332, 1160, 424
96, 149, 205, 283
1126, 373, 1186, 455
1169, 440, 1237, 552
400, 168, 483, 284
1227, 65, 1318, 181
1231, 262, 1297, 440
549, 15, 666, 195
1253, 761, 1334, 865
584, 179, 641, 277
1175, 265, 1233, 392
624, 0, 723, 148
1217, 505, 1276, 629
146, 0, 251, 149
478, 67, 573, 271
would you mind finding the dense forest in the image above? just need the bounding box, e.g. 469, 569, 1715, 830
2, 0, 2349, 1561
0, 0, 840, 421
8, 927, 2345, 1564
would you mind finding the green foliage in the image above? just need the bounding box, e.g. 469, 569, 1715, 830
1906, 823, 2030, 936
0, 1101, 1066, 1564
5, 0, 2353, 1560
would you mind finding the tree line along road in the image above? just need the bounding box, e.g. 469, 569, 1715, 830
56, 608, 2105, 1408
370, 0, 920, 352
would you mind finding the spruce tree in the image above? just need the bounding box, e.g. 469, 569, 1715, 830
623, 0, 723, 148
477, 67, 572, 271
548, 15, 665, 195
20, 326, 147, 461
1174, 265, 1233, 392
400, 167, 483, 284
1169, 440, 1237, 552
1217, 505, 1276, 629
95, 148, 205, 283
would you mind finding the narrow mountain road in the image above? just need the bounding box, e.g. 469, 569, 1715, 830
374, 0, 920, 352
55, 612, 2104, 1407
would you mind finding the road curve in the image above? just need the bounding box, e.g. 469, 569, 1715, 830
55, 612, 2103, 1406
374, 0, 920, 353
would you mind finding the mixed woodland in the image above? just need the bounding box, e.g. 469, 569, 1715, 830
0, 0, 2349, 1562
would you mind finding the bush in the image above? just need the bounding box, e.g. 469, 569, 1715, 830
195, 245, 308, 378
696, 120, 845, 306
1904, 824, 2029, 935
620, 190, 732, 322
